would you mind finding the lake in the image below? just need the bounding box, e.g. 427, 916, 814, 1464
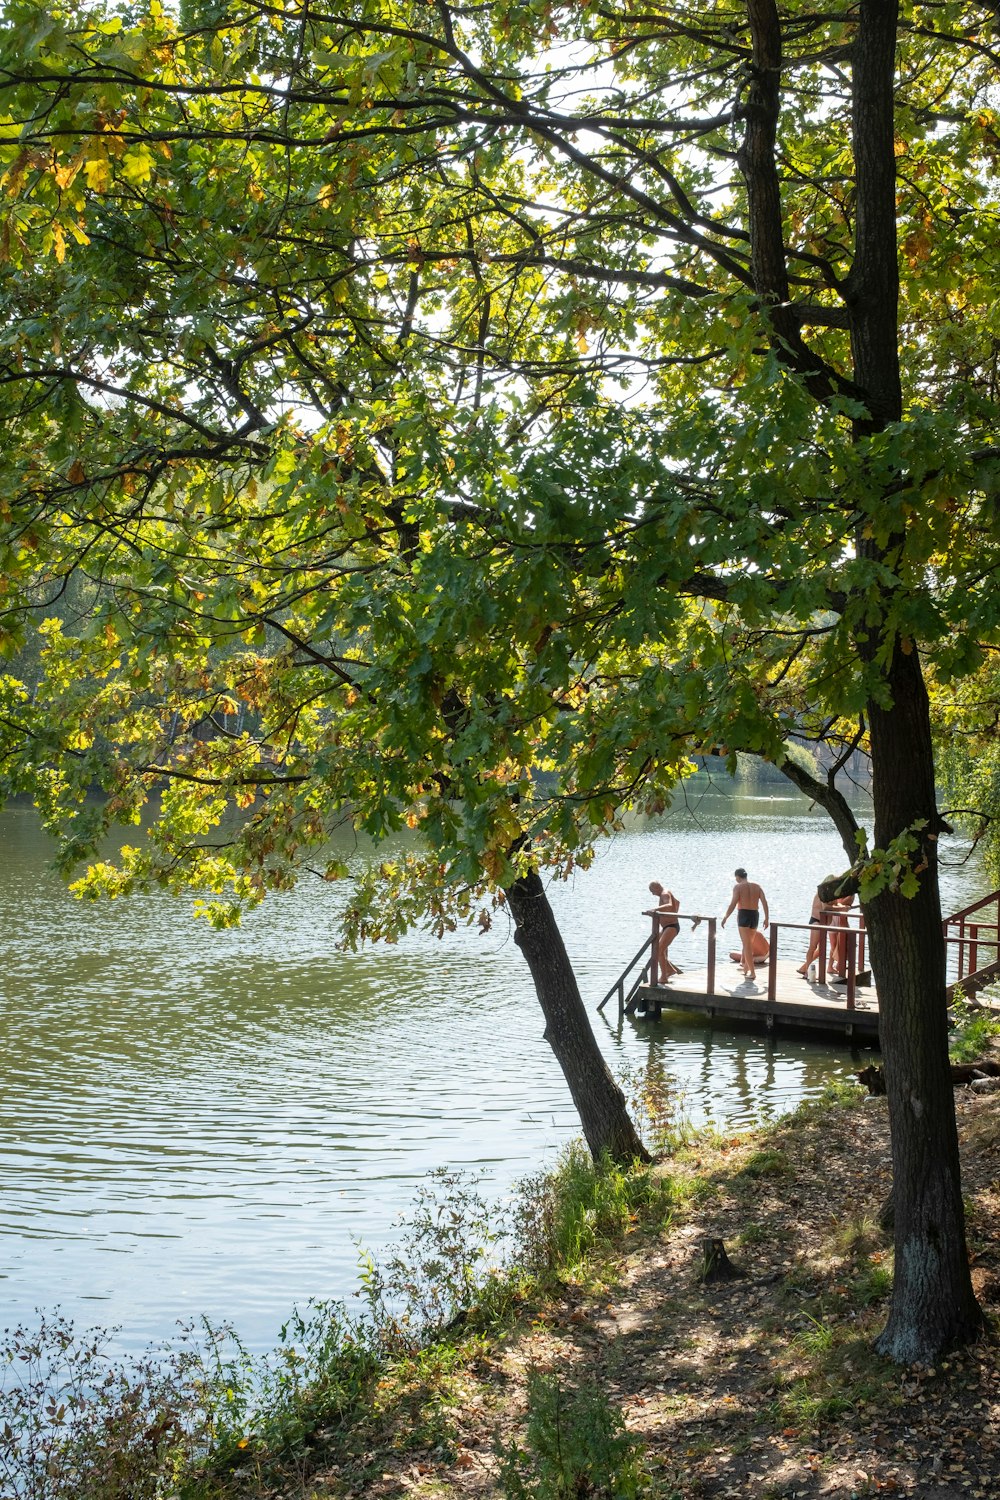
0, 777, 990, 1352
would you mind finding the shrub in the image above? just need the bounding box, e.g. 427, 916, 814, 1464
496, 1367, 645, 1499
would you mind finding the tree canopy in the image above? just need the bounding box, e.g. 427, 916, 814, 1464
4, 0, 1000, 1360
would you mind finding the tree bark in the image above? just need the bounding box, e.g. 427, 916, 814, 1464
505, 867, 650, 1165
833, 0, 983, 1362
863, 645, 983, 1362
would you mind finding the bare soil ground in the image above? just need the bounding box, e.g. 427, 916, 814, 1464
306, 1084, 1000, 1500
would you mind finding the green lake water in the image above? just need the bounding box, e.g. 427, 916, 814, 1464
0, 779, 989, 1351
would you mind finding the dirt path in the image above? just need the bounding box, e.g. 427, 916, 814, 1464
314, 1087, 1000, 1500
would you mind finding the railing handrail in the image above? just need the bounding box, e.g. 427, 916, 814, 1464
945, 890, 1000, 924
597, 933, 653, 1014
641, 909, 714, 923
770, 917, 865, 933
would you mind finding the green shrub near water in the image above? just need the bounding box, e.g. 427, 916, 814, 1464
513, 1142, 677, 1275
948, 994, 1000, 1064
0, 1143, 675, 1498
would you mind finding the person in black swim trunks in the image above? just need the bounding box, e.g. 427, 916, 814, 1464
721, 867, 769, 980
648, 880, 682, 980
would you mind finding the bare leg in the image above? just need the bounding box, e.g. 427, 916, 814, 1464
656, 929, 678, 980
798, 932, 821, 975
740, 927, 756, 978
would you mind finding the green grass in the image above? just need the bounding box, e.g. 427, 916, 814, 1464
738, 1148, 791, 1179
949, 1005, 1000, 1063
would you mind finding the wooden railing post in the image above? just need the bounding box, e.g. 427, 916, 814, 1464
706, 917, 717, 998
767, 925, 778, 1003
845, 929, 856, 1011
971, 923, 980, 978
651, 912, 660, 987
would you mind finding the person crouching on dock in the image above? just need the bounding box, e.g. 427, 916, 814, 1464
721, 868, 769, 981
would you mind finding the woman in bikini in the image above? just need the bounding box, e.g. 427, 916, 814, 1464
648, 880, 682, 980
798, 883, 851, 977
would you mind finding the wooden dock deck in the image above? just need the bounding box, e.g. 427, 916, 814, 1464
632, 959, 881, 1043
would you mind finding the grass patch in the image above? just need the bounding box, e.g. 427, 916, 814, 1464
738, 1148, 791, 1180
495, 1366, 646, 1500
949, 1001, 1000, 1064
514, 1142, 679, 1277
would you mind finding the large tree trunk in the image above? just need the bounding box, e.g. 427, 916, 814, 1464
846, 0, 981, 1361
864, 646, 982, 1362
504, 868, 650, 1165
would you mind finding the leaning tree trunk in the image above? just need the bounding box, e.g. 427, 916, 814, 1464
863, 643, 982, 1362
504, 868, 650, 1165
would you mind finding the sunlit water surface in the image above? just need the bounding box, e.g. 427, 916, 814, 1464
0, 779, 989, 1351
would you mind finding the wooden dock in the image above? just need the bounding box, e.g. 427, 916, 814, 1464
632, 958, 880, 1043
598, 891, 1000, 1049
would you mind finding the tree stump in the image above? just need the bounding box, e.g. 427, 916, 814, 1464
700, 1237, 741, 1283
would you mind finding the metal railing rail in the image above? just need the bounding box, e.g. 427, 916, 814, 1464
596, 934, 654, 1016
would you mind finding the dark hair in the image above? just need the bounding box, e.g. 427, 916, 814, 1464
734, 867, 747, 878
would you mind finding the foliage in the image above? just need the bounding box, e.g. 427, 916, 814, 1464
948, 996, 1000, 1064
0, 0, 995, 1355
495, 1366, 646, 1500
356, 1168, 508, 1354
0, 1312, 210, 1500
0, 1139, 675, 1498
512, 1143, 675, 1276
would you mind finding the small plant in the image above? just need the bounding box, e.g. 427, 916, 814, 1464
832, 1213, 881, 1259
949, 996, 1000, 1063
738, 1148, 790, 1179
0, 1312, 210, 1500
853, 1258, 893, 1306
196, 1302, 379, 1473
793, 1312, 835, 1357
615, 1059, 694, 1156
496, 1367, 646, 1499
736, 1221, 769, 1247
357, 1168, 507, 1352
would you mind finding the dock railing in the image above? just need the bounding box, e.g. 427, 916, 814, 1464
766, 917, 867, 1011
596, 933, 654, 1016
943, 891, 1000, 994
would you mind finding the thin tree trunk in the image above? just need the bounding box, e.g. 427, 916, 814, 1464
505, 868, 650, 1165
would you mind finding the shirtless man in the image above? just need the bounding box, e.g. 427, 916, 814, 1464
648, 880, 681, 981
729, 930, 769, 966
721, 867, 769, 980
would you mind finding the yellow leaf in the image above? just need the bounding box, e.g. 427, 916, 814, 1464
121, 145, 155, 186
83, 158, 112, 192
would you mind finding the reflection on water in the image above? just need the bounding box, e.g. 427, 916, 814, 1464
0, 778, 989, 1350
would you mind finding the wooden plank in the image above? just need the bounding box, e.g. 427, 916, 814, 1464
632, 958, 880, 1042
